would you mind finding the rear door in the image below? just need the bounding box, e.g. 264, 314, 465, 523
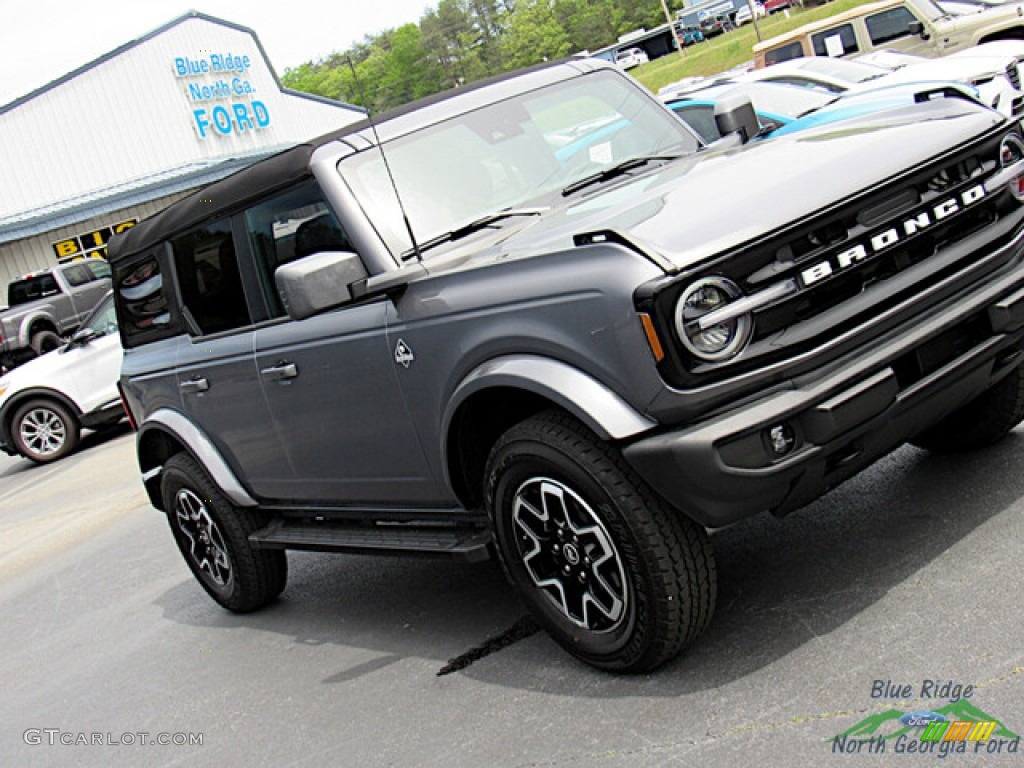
168, 217, 283, 497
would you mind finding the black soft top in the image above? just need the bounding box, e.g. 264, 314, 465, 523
108, 57, 597, 263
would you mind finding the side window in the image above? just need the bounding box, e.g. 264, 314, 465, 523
244, 181, 352, 318
866, 7, 917, 45
171, 219, 252, 335
62, 264, 93, 287
812, 24, 859, 57
86, 259, 112, 280
669, 105, 721, 143
115, 250, 175, 345
765, 42, 806, 66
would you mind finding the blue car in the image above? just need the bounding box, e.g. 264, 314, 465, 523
663, 79, 985, 143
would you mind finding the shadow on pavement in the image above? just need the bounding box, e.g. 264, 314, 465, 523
0, 421, 132, 479
151, 433, 1024, 694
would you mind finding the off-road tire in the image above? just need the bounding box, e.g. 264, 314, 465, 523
911, 364, 1024, 453
161, 453, 287, 612
30, 330, 62, 356
11, 398, 80, 463
485, 410, 716, 673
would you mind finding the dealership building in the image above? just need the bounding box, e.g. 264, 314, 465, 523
0, 12, 364, 289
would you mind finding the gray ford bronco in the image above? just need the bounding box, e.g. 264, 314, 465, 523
111, 58, 1024, 672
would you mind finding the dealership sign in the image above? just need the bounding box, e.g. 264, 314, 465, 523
173, 52, 271, 139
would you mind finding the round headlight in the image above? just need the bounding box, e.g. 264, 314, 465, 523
999, 134, 1024, 201
674, 276, 752, 362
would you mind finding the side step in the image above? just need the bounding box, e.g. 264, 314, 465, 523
249, 519, 493, 563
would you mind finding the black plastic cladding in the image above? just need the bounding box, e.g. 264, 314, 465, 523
638, 126, 1022, 390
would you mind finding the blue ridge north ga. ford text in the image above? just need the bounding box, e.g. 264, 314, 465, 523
173, 53, 252, 77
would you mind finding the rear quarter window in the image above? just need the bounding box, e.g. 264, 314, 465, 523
115, 246, 179, 347
765, 41, 806, 66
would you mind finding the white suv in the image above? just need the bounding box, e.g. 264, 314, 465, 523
0, 293, 124, 463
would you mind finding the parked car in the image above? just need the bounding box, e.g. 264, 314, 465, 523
674, 24, 705, 45
764, 0, 792, 13
113, 58, 1024, 673
737, 54, 1024, 116
736, 2, 767, 24
615, 47, 649, 70
753, 0, 1024, 68
0, 293, 123, 463
662, 78, 983, 141
0, 258, 111, 371
700, 14, 733, 38
860, 40, 1024, 90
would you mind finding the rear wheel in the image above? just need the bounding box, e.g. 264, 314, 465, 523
161, 453, 287, 612
911, 364, 1024, 453
11, 398, 80, 463
485, 411, 716, 672
30, 330, 62, 356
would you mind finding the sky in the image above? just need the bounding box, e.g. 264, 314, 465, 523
0, 0, 439, 105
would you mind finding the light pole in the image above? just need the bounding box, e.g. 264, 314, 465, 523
748, 0, 764, 42
659, 0, 688, 59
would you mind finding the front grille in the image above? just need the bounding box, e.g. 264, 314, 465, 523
647, 127, 1023, 389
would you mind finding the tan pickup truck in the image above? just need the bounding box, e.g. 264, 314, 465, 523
753, 0, 1024, 67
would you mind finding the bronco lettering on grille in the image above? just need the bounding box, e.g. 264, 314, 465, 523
799, 184, 987, 288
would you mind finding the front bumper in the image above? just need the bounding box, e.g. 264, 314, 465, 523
624, 243, 1024, 528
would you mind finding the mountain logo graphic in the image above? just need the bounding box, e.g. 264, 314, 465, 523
836, 700, 1020, 742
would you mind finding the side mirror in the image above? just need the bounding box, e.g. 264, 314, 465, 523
714, 93, 760, 144
66, 327, 98, 350
908, 20, 929, 40
275, 251, 369, 321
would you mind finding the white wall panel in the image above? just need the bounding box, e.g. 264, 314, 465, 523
0, 16, 363, 221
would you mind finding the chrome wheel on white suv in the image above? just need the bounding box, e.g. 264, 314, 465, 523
11, 398, 80, 463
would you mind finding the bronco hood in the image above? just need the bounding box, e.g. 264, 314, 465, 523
505, 97, 1005, 274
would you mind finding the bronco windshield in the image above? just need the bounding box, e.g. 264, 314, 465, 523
337, 70, 699, 258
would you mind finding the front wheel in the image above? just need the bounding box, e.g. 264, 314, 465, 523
911, 364, 1024, 453
485, 411, 716, 672
161, 453, 287, 612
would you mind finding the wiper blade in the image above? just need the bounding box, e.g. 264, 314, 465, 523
561, 155, 680, 196
414, 208, 547, 255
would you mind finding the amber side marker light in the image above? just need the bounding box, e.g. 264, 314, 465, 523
639, 313, 665, 362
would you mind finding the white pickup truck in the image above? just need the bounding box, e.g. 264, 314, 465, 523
0, 259, 111, 371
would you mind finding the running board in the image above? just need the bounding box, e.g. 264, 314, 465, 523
249, 519, 493, 562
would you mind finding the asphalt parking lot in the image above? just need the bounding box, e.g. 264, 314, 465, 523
0, 425, 1021, 767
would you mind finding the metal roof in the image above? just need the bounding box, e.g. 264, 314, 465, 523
0, 148, 285, 245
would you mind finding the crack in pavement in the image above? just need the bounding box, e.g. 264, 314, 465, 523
437, 615, 539, 676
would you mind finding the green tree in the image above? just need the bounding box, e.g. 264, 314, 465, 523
502, 0, 572, 69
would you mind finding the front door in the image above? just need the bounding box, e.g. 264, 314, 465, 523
253, 300, 441, 504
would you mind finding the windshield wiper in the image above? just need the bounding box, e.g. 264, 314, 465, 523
414, 207, 547, 255
561, 155, 680, 196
